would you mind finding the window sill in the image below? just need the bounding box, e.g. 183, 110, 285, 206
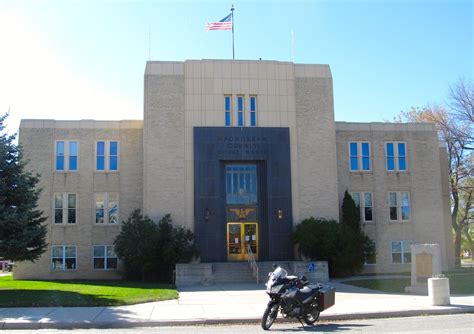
54, 171, 79, 173
52, 224, 78, 226
50, 269, 77, 272
349, 170, 373, 173
389, 220, 410, 224
93, 268, 119, 271
94, 224, 120, 226
94, 171, 119, 173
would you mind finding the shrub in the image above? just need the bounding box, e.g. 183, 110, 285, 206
114, 210, 197, 282
294, 217, 375, 277
341, 190, 361, 231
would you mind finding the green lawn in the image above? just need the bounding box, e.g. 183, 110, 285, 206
0, 275, 178, 307
342, 269, 474, 295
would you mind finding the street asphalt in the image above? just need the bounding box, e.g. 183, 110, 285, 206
1, 279, 473, 330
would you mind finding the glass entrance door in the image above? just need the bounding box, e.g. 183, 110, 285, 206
227, 222, 258, 261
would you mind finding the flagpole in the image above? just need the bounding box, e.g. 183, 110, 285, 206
231, 5, 235, 60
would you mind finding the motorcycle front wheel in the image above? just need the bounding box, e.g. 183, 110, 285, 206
261, 303, 279, 330
303, 303, 320, 325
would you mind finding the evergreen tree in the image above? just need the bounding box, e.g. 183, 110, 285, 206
342, 190, 361, 230
0, 113, 47, 261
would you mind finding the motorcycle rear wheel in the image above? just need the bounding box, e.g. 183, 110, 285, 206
261, 304, 279, 330
303, 304, 320, 325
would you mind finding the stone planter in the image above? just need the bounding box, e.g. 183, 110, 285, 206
428, 277, 450, 306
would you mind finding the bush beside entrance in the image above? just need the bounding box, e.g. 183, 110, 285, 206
114, 210, 197, 282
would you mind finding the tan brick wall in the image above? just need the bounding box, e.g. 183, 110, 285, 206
294, 71, 339, 222
14, 120, 143, 279
335, 122, 454, 273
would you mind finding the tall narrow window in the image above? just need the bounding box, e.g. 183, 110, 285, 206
95, 193, 105, 224
250, 96, 257, 126
362, 142, 370, 170
401, 192, 410, 220
349, 142, 371, 171
56, 141, 65, 171
96, 141, 105, 171
109, 141, 118, 171
398, 143, 406, 171
225, 95, 231, 127
364, 192, 373, 222
349, 143, 358, 171
54, 194, 63, 224
389, 192, 398, 220
386, 143, 395, 171
95, 193, 119, 224
68, 141, 78, 171
237, 96, 244, 126
386, 142, 407, 171
108, 193, 119, 224
67, 194, 76, 224
53, 193, 76, 224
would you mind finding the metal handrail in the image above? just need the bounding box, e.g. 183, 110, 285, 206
247, 244, 259, 284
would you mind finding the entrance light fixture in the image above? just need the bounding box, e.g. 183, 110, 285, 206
204, 208, 210, 222
277, 208, 283, 221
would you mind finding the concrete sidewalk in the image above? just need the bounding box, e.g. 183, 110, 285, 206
1, 281, 473, 329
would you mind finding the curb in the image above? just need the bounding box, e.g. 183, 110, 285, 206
2, 307, 474, 329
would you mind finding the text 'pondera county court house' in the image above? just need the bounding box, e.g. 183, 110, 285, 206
15, 60, 454, 279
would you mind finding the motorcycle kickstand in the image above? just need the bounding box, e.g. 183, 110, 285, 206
298, 319, 305, 328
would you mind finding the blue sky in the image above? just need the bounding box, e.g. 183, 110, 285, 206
1, 0, 472, 134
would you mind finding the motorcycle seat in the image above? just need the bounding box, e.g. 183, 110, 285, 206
299, 285, 319, 303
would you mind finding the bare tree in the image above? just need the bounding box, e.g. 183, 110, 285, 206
400, 106, 473, 267
448, 79, 473, 150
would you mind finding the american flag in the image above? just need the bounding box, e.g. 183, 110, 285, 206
206, 13, 232, 31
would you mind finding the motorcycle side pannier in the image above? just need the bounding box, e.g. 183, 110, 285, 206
317, 286, 335, 311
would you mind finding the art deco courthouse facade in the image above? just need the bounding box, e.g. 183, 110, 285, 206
15, 60, 454, 279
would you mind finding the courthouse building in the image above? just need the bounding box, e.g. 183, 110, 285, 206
14, 59, 454, 279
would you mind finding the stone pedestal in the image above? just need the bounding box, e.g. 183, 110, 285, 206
405, 244, 441, 294
428, 277, 450, 305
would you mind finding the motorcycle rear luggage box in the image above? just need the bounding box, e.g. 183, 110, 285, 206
317, 286, 335, 311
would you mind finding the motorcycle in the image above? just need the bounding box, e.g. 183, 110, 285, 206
261, 264, 335, 330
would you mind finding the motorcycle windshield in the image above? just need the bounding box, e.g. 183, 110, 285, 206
266, 266, 288, 290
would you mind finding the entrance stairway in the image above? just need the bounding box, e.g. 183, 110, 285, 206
175, 261, 328, 286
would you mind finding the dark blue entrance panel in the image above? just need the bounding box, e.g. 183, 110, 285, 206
194, 127, 293, 262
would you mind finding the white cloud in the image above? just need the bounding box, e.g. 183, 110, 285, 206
0, 12, 140, 135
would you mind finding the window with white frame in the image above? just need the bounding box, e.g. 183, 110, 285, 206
224, 95, 232, 127
55, 140, 78, 171
388, 191, 410, 221
54, 193, 77, 224
93, 245, 118, 270
349, 142, 371, 171
95, 193, 119, 224
386, 142, 407, 171
237, 95, 244, 127
391, 241, 412, 264
96, 141, 119, 171
352, 192, 373, 222
51, 245, 77, 270
250, 96, 257, 127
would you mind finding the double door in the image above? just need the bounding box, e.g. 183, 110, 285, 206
227, 222, 258, 261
